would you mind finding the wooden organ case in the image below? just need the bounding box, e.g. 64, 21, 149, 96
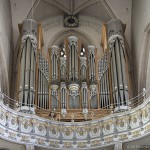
16, 19, 131, 122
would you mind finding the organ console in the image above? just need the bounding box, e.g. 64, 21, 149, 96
16, 19, 131, 121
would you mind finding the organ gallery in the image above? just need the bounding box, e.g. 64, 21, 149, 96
16, 19, 131, 121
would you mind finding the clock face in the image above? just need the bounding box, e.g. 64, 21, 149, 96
64, 15, 79, 27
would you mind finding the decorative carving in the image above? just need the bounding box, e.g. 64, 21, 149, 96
98, 53, 108, 80
8, 132, 16, 140
21, 135, 30, 142
39, 53, 49, 81
21, 19, 37, 52
104, 136, 113, 143
77, 142, 86, 148
132, 130, 141, 137
119, 134, 128, 140
0, 91, 150, 149
63, 142, 72, 148
42, 15, 102, 34
36, 138, 45, 145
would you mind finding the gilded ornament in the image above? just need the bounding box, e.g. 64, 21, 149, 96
132, 130, 141, 137
64, 142, 72, 148
21, 135, 29, 142
78, 142, 86, 148
91, 140, 100, 146
8, 132, 16, 139
36, 138, 45, 145
104, 136, 113, 143
119, 134, 128, 140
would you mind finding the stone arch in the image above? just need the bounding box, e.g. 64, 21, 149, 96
48, 29, 96, 48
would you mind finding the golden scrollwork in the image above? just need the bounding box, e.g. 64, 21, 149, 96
49, 141, 59, 147
8, 132, 16, 139
0, 128, 4, 135
63, 142, 72, 148
104, 136, 113, 143
144, 124, 150, 131
21, 135, 30, 142
119, 134, 128, 140
36, 138, 45, 145
132, 130, 141, 137
91, 140, 101, 146
77, 142, 86, 148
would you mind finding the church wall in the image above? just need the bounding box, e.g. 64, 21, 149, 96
131, 0, 150, 93
41, 15, 103, 58
0, 0, 13, 96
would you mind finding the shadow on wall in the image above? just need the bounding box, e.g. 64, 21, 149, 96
138, 23, 150, 93
0, 35, 9, 95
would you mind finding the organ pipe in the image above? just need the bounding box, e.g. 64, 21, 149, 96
16, 20, 132, 120
68, 36, 78, 81
81, 82, 88, 109
51, 46, 59, 81
60, 57, 66, 81
88, 46, 96, 83
37, 53, 49, 109
60, 82, 67, 109
107, 19, 129, 110
80, 57, 87, 80
18, 19, 37, 112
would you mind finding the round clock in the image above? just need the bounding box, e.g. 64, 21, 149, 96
64, 15, 79, 27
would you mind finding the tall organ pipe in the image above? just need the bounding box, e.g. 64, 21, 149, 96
81, 82, 88, 109
60, 57, 66, 80
68, 36, 78, 81
51, 46, 59, 81
60, 82, 67, 109
18, 19, 37, 112
37, 53, 49, 109
80, 57, 87, 80
88, 46, 96, 83
51, 46, 59, 109
107, 19, 129, 110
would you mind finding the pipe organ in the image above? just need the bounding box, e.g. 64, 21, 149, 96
17, 19, 131, 120
18, 19, 37, 112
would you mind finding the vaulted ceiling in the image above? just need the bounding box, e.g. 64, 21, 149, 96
27, 0, 113, 22
10, 0, 132, 49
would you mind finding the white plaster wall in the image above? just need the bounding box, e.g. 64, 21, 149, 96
106, 0, 132, 48
10, 0, 36, 48
41, 15, 103, 59
0, 138, 25, 150
131, 0, 150, 92
0, 0, 13, 95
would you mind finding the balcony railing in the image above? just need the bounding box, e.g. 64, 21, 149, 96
0, 87, 149, 120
